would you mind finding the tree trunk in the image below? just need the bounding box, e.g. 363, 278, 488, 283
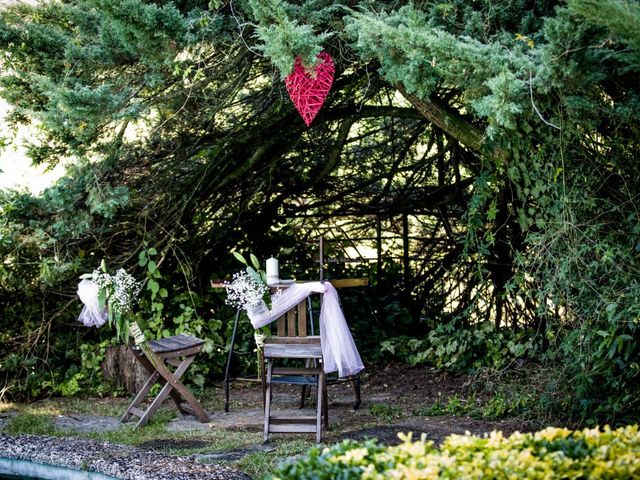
102, 345, 147, 394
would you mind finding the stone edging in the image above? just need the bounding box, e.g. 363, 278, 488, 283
0, 434, 251, 480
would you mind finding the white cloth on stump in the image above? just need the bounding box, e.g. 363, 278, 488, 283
248, 281, 364, 378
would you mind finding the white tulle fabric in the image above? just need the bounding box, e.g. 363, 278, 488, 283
77, 279, 108, 328
248, 282, 364, 377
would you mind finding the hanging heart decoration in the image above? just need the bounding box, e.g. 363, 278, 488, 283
285, 51, 334, 127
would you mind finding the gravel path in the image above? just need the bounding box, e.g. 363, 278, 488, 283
0, 434, 251, 480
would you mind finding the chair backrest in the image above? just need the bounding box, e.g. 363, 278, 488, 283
273, 299, 310, 337
269, 279, 368, 338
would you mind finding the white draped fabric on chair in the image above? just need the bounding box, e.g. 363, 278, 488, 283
248, 281, 364, 378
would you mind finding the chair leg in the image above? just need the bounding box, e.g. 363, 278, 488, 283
323, 377, 329, 429
136, 355, 196, 427
263, 360, 273, 443
121, 371, 160, 423
130, 352, 209, 428
260, 349, 267, 405
136, 379, 175, 427
320, 361, 328, 428
352, 373, 362, 411
154, 354, 209, 423
316, 369, 325, 443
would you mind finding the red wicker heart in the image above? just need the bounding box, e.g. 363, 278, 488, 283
285, 51, 334, 126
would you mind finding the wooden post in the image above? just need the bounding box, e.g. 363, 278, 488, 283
376, 215, 382, 284
402, 213, 410, 292
319, 235, 324, 282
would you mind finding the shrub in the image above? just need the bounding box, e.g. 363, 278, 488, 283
380, 322, 538, 373
270, 425, 640, 479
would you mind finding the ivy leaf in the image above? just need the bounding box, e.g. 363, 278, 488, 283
148, 280, 160, 294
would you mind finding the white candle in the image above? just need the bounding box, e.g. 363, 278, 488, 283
266, 257, 279, 286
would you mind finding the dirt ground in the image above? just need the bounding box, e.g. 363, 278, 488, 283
215, 362, 537, 446
1, 363, 538, 453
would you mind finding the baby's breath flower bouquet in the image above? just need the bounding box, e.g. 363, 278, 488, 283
224, 271, 268, 311
224, 252, 270, 316
224, 252, 275, 376
77, 259, 141, 343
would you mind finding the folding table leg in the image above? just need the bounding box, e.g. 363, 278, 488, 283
154, 353, 209, 423
121, 371, 160, 423
131, 352, 208, 427
352, 374, 362, 410
300, 384, 307, 409
224, 309, 242, 413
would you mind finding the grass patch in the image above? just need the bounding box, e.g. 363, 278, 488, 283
369, 402, 404, 421
4, 413, 56, 436
83, 408, 177, 445
235, 439, 310, 479
413, 390, 536, 420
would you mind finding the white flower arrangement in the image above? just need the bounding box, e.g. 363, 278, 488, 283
78, 260, 141, 343
91, 268, 141, 317
223, 271, 268, 310
224, 252, 279, 378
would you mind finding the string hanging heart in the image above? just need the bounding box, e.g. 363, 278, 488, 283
285, 51, 334, 127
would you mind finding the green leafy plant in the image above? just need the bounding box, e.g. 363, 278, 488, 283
271, 426, 640, 479
369, 402, 404, 421
381, 322, 538, 373
232, 251, 266, 284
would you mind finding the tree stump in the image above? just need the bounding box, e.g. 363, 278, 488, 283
102, 345, 147, 394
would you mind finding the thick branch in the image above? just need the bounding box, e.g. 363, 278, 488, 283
397, 84, 485, 153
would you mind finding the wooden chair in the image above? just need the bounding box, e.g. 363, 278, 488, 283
260, 290, 363, 442
261, 297, 328, 442
122, 333, 210, 428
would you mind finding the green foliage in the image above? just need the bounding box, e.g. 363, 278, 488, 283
414, 390, 537, 421
381, 322, 537, 373
568, 0, 640, 55
345, 4, 535, 135
248, 0, 336, 75
369, 402, 403, 422
271, 426, 640, 479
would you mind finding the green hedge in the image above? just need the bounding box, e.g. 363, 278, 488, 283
270, 426, 640, 479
